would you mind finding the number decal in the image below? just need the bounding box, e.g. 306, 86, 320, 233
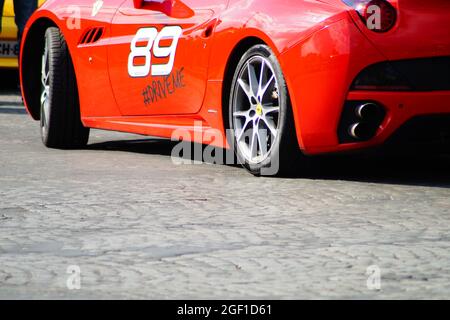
152, 26, 182, 76
128, 26, 182, 78
128, 27, 157, 78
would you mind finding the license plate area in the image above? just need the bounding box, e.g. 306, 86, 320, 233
0, 41, 19, 58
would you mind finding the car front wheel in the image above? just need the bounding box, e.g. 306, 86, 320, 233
40, 27, 89, 149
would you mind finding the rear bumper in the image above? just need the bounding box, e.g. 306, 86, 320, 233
319, 90, 450, 154
280, 14, 450, 155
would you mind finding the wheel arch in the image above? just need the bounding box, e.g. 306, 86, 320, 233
21, 17, 59, 120
221, 37, 268, 131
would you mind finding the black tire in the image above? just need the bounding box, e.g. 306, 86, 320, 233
40, 27, 89, 148
228, 44, 304, 176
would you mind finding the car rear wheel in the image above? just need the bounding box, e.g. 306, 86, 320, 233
228, 44, 303, 176
40, 27, 89, 148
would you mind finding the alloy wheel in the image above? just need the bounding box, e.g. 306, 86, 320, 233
232, 55, 281, 164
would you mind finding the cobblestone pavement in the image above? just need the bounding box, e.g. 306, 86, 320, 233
1, 87, 450, 299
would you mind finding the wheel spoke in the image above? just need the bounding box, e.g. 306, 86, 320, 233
250, 124, 258, 158
41, 108, 46, 129
260, 74, 275, 99
236, 117, 252, 142
41, 70, 47, 88
43, 104, 48, 126
233, 110, 248, 118
258, 59, 265, 98
40, 89, 46, 106
41, 72, 46, 87
43, 91, 50, 119
237, 79, 253, 102
261, 116, 277, 138
41, 102, 47, 129
257, 125, 268, 156
41, 50, 49, 87
247, 62, 258, 96
41, 86, 50, 122
263, 105, 280, 115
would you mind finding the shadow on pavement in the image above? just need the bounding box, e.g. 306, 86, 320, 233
0, 69, 20, 93
87, 138, 450, 188
0, 69, 24, 115
2, 68, 449, 188
0, 106, 27, 114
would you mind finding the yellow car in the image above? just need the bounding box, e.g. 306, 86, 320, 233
0, 0, 45, 68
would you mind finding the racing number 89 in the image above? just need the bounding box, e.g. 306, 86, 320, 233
128, 26, 182, 78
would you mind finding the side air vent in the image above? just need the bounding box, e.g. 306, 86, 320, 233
79, 27, 104, 45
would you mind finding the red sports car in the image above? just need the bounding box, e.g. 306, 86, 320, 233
20, 0, 450, 175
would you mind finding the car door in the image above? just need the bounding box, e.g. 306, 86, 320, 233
107, 0, 228, 116
65, 0, 127, 118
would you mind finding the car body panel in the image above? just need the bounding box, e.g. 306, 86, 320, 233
349, 0, 450, 61
108, 0, 228, 116
20, 0, 450, 154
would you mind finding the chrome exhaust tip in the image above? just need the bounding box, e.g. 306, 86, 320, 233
338, 100, 386, 143
356, 102, 382, 120
348, 122, 371, 140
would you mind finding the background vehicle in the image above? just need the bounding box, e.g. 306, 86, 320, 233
19, 0, 450, 175
0, 0, 45, 68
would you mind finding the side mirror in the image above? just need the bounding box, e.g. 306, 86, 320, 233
133, 0, 194, 19
133, 0, 144, 8
133, 0, 171, 9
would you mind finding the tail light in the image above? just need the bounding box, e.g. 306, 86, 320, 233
342, 0, 397, 33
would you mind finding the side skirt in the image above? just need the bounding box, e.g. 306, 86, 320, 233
82, 115, 227, 148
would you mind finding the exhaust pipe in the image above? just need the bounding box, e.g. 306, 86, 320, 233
338, 100, 386, 143
349, 122, 371, 140
349, 102, 384, 139
356, 102, 382, 120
